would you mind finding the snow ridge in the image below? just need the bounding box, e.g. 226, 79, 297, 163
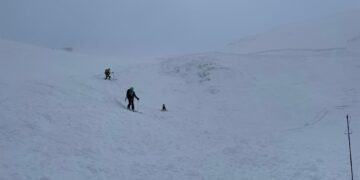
1, 10, 360, 179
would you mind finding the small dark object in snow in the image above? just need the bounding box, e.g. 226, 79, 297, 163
162, 104, 167, 111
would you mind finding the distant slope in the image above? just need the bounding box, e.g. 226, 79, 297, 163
347, 35, 360, 52
1, 14, 360, 179
225, 10, 360, 54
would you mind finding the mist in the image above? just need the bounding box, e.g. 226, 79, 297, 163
0, 0, 359, 57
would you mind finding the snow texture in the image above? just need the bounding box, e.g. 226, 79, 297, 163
1, 11, 360, 180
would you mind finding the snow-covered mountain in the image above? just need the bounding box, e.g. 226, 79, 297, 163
1, 10, 360, 180
347, 35, 360, 52
226, 11, 360, 55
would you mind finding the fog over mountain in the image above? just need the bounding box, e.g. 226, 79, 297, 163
0, 0, 359, 57
2, 1, 360, 179
225, 10, 360, 54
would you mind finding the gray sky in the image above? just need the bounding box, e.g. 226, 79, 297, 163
0, 0, 359, 56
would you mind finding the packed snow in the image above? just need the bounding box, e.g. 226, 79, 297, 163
1, 11, 360, 180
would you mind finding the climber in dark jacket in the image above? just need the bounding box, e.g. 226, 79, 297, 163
126, 87, 139, 111
104, 68, 111, 80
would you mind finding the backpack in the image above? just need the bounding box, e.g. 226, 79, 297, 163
127, 89, 134, 98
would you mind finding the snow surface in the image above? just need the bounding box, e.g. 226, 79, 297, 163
1, 11, 360, 180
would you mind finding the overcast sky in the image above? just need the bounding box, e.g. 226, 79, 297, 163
0, 0, 359, 56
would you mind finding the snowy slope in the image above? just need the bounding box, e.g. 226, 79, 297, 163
226, 11, 360, 55
347, 35, 360, 52
161, 50, 360, 178
1, 12, 360, 179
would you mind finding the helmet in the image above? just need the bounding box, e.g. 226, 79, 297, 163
130, 87, 134, 90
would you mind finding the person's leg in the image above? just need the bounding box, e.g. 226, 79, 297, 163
127, 100, 131, 109
130, 100, 135, 111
